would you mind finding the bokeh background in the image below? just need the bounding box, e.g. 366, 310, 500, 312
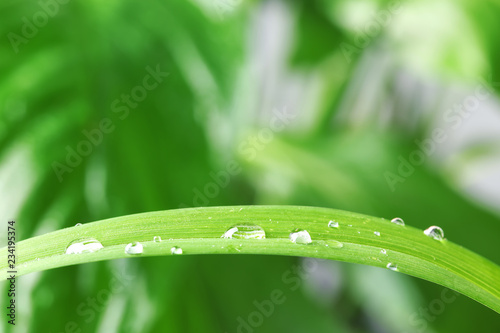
1, 0, 500, 332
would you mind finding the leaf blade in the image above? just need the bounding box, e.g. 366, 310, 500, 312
3, 205, 500, 313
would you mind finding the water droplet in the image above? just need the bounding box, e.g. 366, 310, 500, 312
153, 236, 162, 243
289, 230, 312, 244
374, 231, 381, 236
74, 223, 82, 227
65, 238, 103, 254
386, 263, 398, 271
326, 240, 343, 248
171, 246, 183, 255
328, 220, 339, 228
125, 242, 143, 255
424, 226, 444, 241
391, 217, 405, 226
208, 217, 212, 219
380, 249, 387, 255
348, 224, 352, 227
222, 225, 266, 239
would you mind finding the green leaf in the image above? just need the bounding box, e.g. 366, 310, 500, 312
3, 205, 500, 314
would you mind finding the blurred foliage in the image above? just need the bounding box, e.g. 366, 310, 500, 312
1, 0, 500, 332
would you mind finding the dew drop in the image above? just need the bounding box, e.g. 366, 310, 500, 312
391, 217, 405, 226
326, 240, 343, 248
380, 249, 387, 255
153, 236, 162, 243
74, 223, 82, 227
424, 226, 444, 241
171, 246, 183, 255
374, 231, 381, 236
65, 238, 103, 254
386, 263, 398, 271
328, 220, 339, 228
222, 225, 266, 239
125, 242, 143, 255
289, 230, 312, 244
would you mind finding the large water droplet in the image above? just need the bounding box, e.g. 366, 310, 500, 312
289, 230, 312, 244
386, 263, 398, 271
65, 238, 103, 254
391, 217, 405, 226
125, 242, 143, 255
222, 225, 266, 239
328, 220, 339, 228
153, 236, 162, 243
171, 246, 183, 255
424, 226, 444, 241
374, 231, 381, 236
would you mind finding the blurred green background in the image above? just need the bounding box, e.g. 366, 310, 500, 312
1, 0, 500, 332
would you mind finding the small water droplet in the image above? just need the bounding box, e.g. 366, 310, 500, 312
74, 223, 82, 227
65, 239, 103, 254
125, 242, 143, 255
289, 230, 312, 244
374, 231, 381, 236
386, 263, 398, 271
328, 220, 339, 228
380, 249, 387, 255
424, 226, 444, 241
222, 225, 266, 239
153, 236, 162, 243
348, 224, 352, 227
208, 217, 212, 219
391, 217, 405, 226
326, 240, 343, 248
171, 246, 183, 255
